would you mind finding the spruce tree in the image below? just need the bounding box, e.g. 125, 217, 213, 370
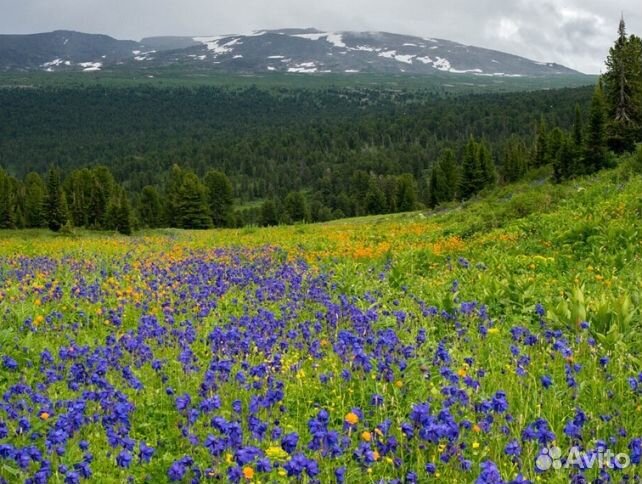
553, 135, 577, 182
584, 81, 609, 174
460, 137, 483, 200
501, 137, 528, 183
396, 174, 417, 212
478, 140, 497, 188
45, 167, 67, 232
165, 164, 185, 227
176, 172, 212, 229
532, 117, 550, 167
139, 186, 163, 228
204, 170, 234, 228
603, 16, 642, 152
284, 191, 309, 222
260, 199, 279, 227
116, 192, 133, 236
0, 170, 16, 229
24, 172, 46, 228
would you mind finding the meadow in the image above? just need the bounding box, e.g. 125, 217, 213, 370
0, 163, 641, 483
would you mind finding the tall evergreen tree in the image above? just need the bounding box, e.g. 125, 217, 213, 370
553, 135, 577, 182
396, 174, 418, 212
0, 169, 16, 229
501, 137, 528, 183
532, 117, 550, 167
45, 167, 67, 232
460, 137, 483, 200
139, 186, 163, 228
603, 16, 642, 152
365, 178, 387, 215
260, 199, 279, 227
283, 191, 308, 222
584, 81, 609, 174
478, 140, 497, 188
204, 170, 234, 228
176, 172, 212, 229
24, 172, 46, 228
165, 164, 186, 227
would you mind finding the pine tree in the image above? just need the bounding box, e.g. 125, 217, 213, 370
584, 81, 609, 174
0, 169, 16, 229
438, 149, 460, 201
89, 166, 115, 229
116, 192, 133, 236
176, 172, 212, 229
478, 140, 497, 188
603, 16, 642, 152
45, 167, 67, 232
501, 137, 528, 183
139, 185, 163, 228
24, 172, 46, 228
204, 170, 234, 228
532, 117, 550, 167
573, 104, 584, 149
364, 178, 387, 215
396, 174, 417, 212
460, 137, 483, 200
283, 191, 308, 222
165, 164, 185, 227
553, 135, 577, 182
260, 199, 279, 227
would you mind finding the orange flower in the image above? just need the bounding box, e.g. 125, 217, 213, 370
345, 412, 359, 425
40, 412, 50, 420
372, 450, 380, 461
242, 466, 254, 480
472, 424, 481, 433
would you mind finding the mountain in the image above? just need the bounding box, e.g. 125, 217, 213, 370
0, 28, 583, 77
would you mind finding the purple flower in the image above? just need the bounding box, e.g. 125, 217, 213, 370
175, 394, 191, 412
116, 450, 132, 468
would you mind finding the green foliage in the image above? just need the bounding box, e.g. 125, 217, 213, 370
44, 167, 67, 232
260, 199, 279, 227
603, 19, 642, 153
283, 191, 308, 223
175, 172, 212, 229
204, 170, 234, 228
23, 172, 46, 228
584, 81, 609, 174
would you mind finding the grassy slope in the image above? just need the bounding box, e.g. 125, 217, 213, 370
0, 161, 640, 482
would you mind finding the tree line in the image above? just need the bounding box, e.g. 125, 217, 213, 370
0, 19, 640, 232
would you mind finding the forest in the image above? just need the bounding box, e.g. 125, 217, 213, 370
0, 21, 640, 231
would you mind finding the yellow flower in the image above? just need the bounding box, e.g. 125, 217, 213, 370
395, 380, 404, 388
345, 412, 359, 425
473, 424, 481, 433
39, 412, 50, 420
457, 368, 467, 377
472, 441, 480, 449
361, 431, 372, 442
266, 446, 288, 459
372, 450, 380, 461
487, 327, 500, 335
242, 466, 254, 480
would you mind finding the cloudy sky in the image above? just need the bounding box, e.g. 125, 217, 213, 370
1, 0, 640, 73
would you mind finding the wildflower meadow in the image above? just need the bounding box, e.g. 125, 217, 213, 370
0, 167, 641, 483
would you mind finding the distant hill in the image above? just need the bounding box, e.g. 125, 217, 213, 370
0, 28, 585, 78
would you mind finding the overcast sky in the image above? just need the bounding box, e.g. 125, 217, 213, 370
1, 0, 640, 73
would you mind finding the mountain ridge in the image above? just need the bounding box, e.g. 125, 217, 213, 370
0, 28, 584, 77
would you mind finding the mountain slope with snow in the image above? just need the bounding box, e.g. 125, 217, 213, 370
0, 28, 582, 77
